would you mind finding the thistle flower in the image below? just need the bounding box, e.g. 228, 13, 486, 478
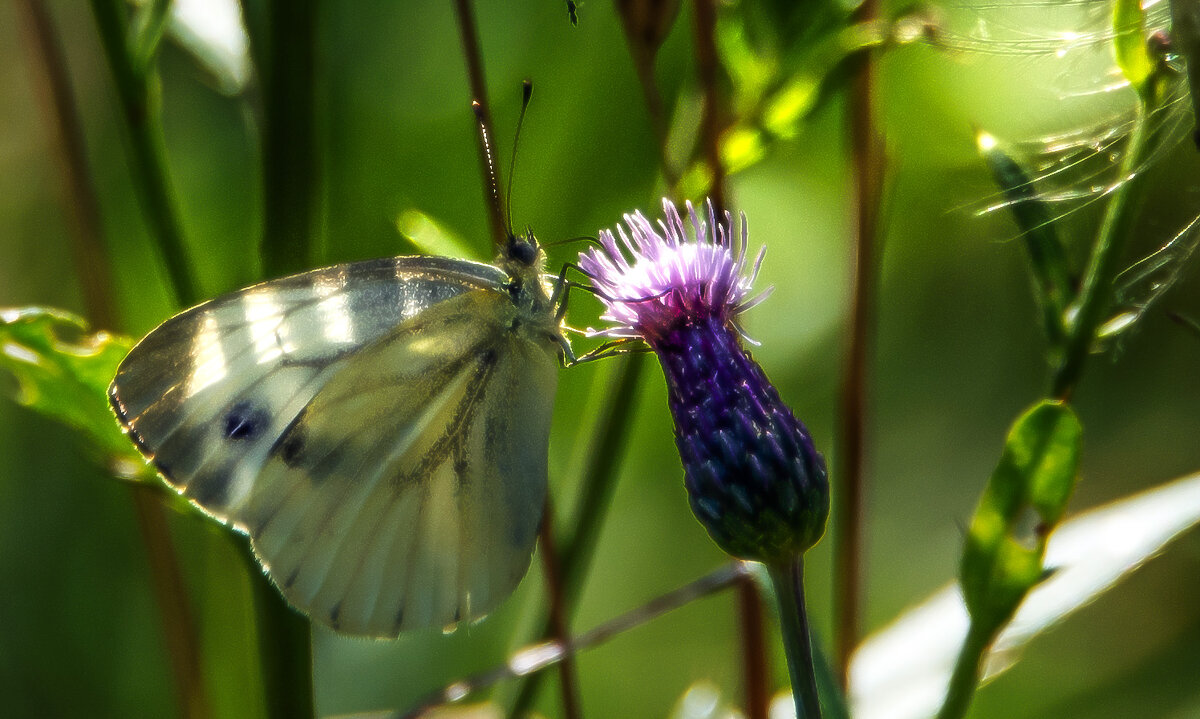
581, 199, 829, 563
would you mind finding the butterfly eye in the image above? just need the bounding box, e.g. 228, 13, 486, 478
508, 237, 538, 266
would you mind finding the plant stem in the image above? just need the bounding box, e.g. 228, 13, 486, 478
1052, 97, 1154, 399
452, 0, 506, 248
18, 0, 117, 330
691, 0, 727, 213
737, 573, 770, 719
537, 497, 584, 719
88, 0, 200, 307
249, 0, 321, 277
835, 0, 884, 685
506, 353, 646, 715
768, 556, 822, 719
24, 4, 208, 716
934, 621, 994, 719
408, 563, 751, 718
233, 532, 315, 719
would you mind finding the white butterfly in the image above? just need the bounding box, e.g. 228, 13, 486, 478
109, 237, 564, 637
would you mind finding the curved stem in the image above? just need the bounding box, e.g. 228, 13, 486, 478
835, 0, 884, 684
505, 353, 646, 715
768, 556, 822, 719
934, 621, 994, 719
1052, 98, 1154, 398
89, 0, 200, 307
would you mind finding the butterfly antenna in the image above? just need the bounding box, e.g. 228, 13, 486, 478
507, 80, 534, 240
472, 99, 509, 243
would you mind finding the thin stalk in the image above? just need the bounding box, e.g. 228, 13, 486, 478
252, 0, 321, 277
736, 573, 770, 719
408, 563, 752, 718
452, 0, 506, 247
537, 498, 584, 719
506, 353, 646, 715
232, 532, 315, 719
91, 1, 315, 713
21, 3, 208, 716
133, 488, 212, 719
691, 0, 727, 214
1052, 98, 1155, 399
835, 0, 884, 685
88, 0, 200, 307
934, 621, 994, 719
767, 556, 822, 719
18, 0, 116, 330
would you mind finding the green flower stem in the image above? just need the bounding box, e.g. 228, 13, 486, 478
506, 353, 646, 715
1051, 94, 1155, 398
92, 2, 314, 714
767, 556, 822, 719
244, 0, 321, 277
934, 620, 995, 719
236, 532, 315, 719
88, 0, 200, 307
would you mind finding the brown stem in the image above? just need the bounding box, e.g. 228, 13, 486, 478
737, 573, 770, 719
18, 3, 209, 716
17, 0, 116, 330
132, 489, 211, 719
834, 0, 884, 687
538, 497, 584, 719
691, 0, 726, 213
403, 563, 752, 718
452, 0, 506, 247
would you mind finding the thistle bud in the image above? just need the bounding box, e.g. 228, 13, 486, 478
581, 199, 829, 561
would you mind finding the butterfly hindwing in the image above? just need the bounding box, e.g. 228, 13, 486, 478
110, 255, 560, 635
238, 290, 557, 633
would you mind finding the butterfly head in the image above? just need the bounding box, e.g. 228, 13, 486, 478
499, 228, 545, 278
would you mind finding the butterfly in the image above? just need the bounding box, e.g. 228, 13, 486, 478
108, 232, 566, 637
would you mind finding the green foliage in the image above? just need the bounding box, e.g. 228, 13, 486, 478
1113, 0, 1154, 93
960, 401, 1082, 629
978, 137, 1073, 350
0, 307, 148, 478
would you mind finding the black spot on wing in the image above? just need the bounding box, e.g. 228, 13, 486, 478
392, 607, 405, 635
329, 602, 342, 630
224, 401, 269, 441
276, 420, 307, 468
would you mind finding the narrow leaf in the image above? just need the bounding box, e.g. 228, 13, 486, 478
977, 132, 1072, 347
850, 470, 1200, 719
1114, 0, 1153, 91
0, 307, 150, 480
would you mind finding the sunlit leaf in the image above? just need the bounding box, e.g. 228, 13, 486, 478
960, 401, 1081, 628
977, 132, 1073, 347
850, 469, 1200, 719
396, 209, 486, 262
0, 307, 150, 480
1114, 0, 1154, 92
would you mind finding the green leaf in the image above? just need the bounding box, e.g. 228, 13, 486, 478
1113, 0, 1153, 92
396, 209, 487, 262
977, 132, 1072, 349
960, 401, 1082, 629
851, 469, 1200, 719
0, 307, 150, 480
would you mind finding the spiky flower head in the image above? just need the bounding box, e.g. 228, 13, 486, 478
581, 199, 829, 562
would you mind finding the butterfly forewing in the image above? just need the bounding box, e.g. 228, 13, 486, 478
110, 255, 560, 636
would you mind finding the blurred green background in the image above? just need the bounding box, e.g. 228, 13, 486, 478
2, 1, 1200, 717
